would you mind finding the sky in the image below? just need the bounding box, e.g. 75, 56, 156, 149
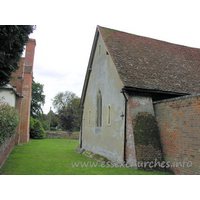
6, 0, 200, 114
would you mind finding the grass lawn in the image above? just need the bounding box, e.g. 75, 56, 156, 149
0, 139, 172, 175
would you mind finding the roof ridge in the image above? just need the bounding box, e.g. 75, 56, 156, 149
98, 25, 200, 50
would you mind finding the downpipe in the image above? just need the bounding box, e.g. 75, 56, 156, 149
120, 89, 128, 164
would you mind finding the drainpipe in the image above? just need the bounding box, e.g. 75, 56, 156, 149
120, 89, 128, 164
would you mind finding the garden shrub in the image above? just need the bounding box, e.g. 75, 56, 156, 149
0, 99, 20, 146
30, 116, 34, 130
30, 117, 46, 139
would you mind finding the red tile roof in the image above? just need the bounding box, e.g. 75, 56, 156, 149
98, 26, 200, 94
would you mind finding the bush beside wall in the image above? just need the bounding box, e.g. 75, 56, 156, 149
30, 117, 46, 139
0, 99, 20, 146
0, 99, 20, 168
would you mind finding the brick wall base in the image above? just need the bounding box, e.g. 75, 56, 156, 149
135, 144, 164, 171
0, 134, 16, 168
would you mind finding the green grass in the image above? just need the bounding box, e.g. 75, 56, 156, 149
0, 139, 172, 175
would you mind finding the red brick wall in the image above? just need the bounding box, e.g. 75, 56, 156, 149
0, 134, 16, 168
19, 39, 36, 143
154, 95, 200, 175
126, 97, 137, 167
134, 144, 164, 170
24, 39, 36, 67
19, 73, 32, 142
15, 97, 23, 145
10, 39, 36, 143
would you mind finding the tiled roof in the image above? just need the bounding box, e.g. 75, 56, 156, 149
0, 84, 23, 97
98, 26, 200, 94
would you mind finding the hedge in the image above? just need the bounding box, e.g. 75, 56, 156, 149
0, 99, 20, 146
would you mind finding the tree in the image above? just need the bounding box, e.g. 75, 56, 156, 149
59, 106, 79, 142
52, 91, 78, 112
46, 110, 59, 128
0, 25, 35, 86
37, 113, 49, 131
31, 78, 45, 119
52, 91, 82, 131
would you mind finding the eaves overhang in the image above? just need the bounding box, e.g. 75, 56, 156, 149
0, 84, 23, 98
122, 86, 189, 101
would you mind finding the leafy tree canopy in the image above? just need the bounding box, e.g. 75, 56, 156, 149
52, 91, 82, 131
52, 91, 79, 112
0, 25, 35, 86
31, 78, 45, 119
59, 106, 79, 132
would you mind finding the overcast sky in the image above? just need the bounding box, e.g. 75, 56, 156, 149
15, 0, 200, 114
